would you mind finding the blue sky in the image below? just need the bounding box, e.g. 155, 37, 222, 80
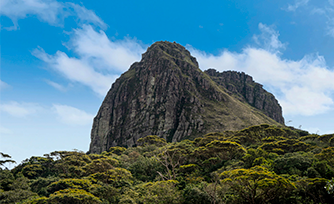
1, 0, 334, 167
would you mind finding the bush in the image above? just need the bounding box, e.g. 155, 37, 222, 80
47, 178, 92, 194
48, 189, 101, 204
182, 183, 211, 204
273, 152, 313, 176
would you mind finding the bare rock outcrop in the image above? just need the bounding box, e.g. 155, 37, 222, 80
89, 41, 283, 154
205, 69, 284, 124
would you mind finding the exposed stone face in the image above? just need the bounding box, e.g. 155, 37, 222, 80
205, 69, 284, 124
89, 41, 284, 154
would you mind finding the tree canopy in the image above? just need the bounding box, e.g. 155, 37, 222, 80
1, 125, 334, 203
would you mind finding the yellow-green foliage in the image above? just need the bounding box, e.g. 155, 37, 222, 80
195, 134, 225, 146
179, 164, 198, 173
296, 178, 330, 203
237, 125, 265, 143
271, 148, 285, 154
22, 164, 45, 179
194, 140, 246, 162
221, 166, 295, 204
262, 136, 288, 142
88, 184, 119, 204
232, 125, 299, 145
318, 134, 334, 143
47, 178, 92, 193
260, 139, 312, 153
89, 168, 132, 186
83, 157, 119, 175
28, 196, 48, 204
299, 134, 318, 140
48, 188, 101, 204
315, 147, 334, 167
48, 151, 92, 178
57, 154, 91, 167
12, 156, 54, 179
3, 124, 334, 204
109, 147, 127, 155
243, 147, 278, 169
50, 151, 91, 163
134, 180, 182, 204
88, 154, 110, 160
329, 137, 334, 147
298, 134, 331, 147
137, 135, 167, 147
166, 139, 195, 159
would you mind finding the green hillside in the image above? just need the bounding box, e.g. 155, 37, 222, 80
1, 124, 334, 203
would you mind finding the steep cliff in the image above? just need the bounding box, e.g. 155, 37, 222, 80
89, 41, 283, 154
205, 69, 284, 124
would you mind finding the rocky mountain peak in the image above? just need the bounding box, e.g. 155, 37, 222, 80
89, 41, 284, 154
141, 41, 198, 68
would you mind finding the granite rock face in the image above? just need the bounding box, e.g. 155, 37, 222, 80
89, 41, 284, 154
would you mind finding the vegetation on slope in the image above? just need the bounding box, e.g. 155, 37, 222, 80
1, 125, 334, 203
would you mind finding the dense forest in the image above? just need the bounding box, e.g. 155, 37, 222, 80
1, 124, 334, 203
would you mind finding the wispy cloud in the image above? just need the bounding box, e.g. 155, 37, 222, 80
0, 0, 106, 30
285, 0, 309, 12
52, 104, 94, 126
253, 23, 287, 53
66, 3, 106, 29
311, 1, 334, 38
284, 0, 334, 38
188, 23, 334, 116
33, 47, 117, 96
33, 25, 146, 96
0, 80, 10, 91
44, 79, 67, 92
0, 100, 94, 126
0, 101, 43, 118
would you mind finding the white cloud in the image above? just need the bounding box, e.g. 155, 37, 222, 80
0, 101, 43, 117
52, 104, 94, 126
253, 23, 287, 53
33, 48, 117, 96
188, 23, 334, 116
68, 25, 145, 73
33, 25, 146, 96
44, 79, 67, 91
280, 86, 333, 116
0, 0, 106, 30
0, 80, 10, 91
285, 0, 309, 12
66, 3, 106, 29
0, 100, 93, 126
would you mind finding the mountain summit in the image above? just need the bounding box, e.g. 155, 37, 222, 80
89, 41, 284, 154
